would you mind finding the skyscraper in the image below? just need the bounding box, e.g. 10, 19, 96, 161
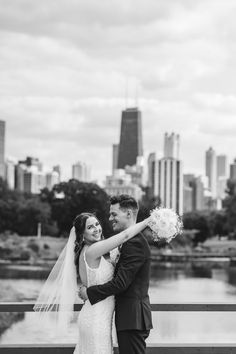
205, 147, 217, 198
154, 133, 183, 215
183, 174, 204, 212
24, 167, 46, 194
19, 156, 43, 171
195, 177, 205, 211
0, 120, 5, 179
15, 157, 46, 194
46, 171, 60, 190
104, 169, 143, 201
5, 159, 15, 190
53, 165, 61, 182
72, 161, 91, 182
164, 132, 180, 159
156, 158, 183, 215
216, 155, 228, 202
112, 144, 119, 173
15, 163, 26, 192
230, 158, 236, 180
117, 108, 143, 169
217, 155, 227, 178
147, 152, 156, 198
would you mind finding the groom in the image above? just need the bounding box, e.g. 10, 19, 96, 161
80, 194, 153, 354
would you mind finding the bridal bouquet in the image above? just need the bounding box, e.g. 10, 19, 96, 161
147, 207, 183, 243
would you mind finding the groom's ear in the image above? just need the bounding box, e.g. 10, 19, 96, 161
126, 209, 132, 219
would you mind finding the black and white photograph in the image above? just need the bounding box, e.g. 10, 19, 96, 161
1, 1, 236, 353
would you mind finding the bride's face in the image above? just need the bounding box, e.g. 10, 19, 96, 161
83, 216, 102, 244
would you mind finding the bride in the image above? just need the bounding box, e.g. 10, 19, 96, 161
34, 212, 150, 354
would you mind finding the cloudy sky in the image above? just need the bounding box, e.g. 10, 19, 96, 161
1, 0, 236, 184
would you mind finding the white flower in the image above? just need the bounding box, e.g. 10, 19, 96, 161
147, 207, 183, 243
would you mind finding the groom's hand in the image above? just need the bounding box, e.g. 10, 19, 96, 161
78, 285, 88, 302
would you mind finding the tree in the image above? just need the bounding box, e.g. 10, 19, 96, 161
224, 179, 236, 238
137, 187, 161, 222
208, 210, 228, 238
183, 211, 210, 245
0, 179, 55, 236
46, 179, 112, 237
16, 198, 56, 236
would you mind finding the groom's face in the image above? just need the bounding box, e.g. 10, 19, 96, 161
109, 203, 130, 232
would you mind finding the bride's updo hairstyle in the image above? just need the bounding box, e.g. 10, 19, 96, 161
73, 212, 99, 269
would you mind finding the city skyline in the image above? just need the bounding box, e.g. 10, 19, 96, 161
1, 0, 236, 183
2, 117, 233, 211
2, 114, 235, 185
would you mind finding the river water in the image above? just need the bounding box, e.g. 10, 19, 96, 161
1, 263, 236, 344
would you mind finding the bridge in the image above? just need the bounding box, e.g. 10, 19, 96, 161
0, 302, 236, 353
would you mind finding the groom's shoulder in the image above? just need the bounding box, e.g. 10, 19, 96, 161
125, 232, 145, 246
124, 233, 150, 257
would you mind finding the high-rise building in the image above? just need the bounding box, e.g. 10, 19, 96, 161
147, 152, 156, 198
155, 133, 183, 214
164, 132, 180, 159
105, 169, 143, 201
0, 121, 5, 179
72, 161, 91, 182
24, 166, 46, 194
152, 133, 183, 214
230, 158, 236, 180
46, 171, 60, 190
183, 174, 205, 212
195, 176, 205, 211
5, 159, 15, 190
15, 157, 46, 194
183, 185, 194, 213
216, 155, 228, 204
217, 155, 227, 178
125, 156, 144, 186
112, 144, 119, 172
19, 156, 43, 171
53, 165, 61, 182
183, 174, 195, 213
217, 176, 227, 200
15, 163, 27, 192
156, 158, 183, 215
117, 108, 143, 169
205, 147, 217, 198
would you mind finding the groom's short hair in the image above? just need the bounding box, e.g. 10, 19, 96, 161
110, 194, 139, 215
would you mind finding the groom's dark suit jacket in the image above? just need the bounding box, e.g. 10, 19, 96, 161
87, 232, 153, 332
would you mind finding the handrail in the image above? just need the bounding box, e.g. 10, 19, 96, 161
1, 302, 236, 312
1, 343, 236, 354
1, 303, 236, 353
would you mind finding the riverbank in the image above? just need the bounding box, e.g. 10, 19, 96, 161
2, 234, 236, 260
1, 234, 236, 275
0, 234, 66, 263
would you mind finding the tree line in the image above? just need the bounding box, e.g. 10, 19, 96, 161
0, 178, 236, 244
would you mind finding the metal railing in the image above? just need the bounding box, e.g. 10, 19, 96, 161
0, 302, 236, 353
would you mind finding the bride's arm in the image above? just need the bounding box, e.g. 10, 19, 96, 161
86, 218, 150, 259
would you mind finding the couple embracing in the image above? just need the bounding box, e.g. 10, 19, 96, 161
35, 194, 153, 354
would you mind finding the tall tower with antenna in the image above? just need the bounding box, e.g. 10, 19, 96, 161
117, 107, 143, 169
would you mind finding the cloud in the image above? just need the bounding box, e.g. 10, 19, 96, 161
1, 0, 236, 182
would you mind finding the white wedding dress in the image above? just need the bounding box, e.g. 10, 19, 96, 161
73, 251, 116, 354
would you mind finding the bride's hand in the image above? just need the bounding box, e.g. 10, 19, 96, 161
145, 216, 152, 227
78, 285, 88, 302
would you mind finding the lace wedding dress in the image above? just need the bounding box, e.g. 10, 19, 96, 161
73, 250, 118, 354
